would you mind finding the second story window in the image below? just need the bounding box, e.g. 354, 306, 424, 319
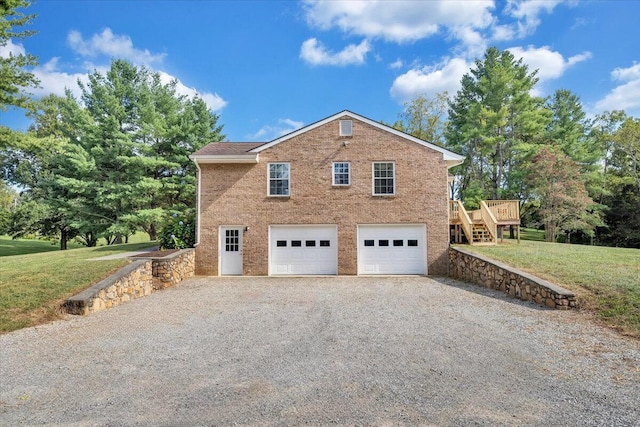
333, 162, 351, 186
373, 162, 395, 195
269, 163, 290, 196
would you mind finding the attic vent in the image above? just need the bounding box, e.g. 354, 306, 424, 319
339, 120, 353, 136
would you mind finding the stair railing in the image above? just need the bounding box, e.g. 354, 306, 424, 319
454, 200, 475, 245
480, 201, 498, 243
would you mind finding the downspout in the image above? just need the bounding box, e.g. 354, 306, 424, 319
194, 159, 202, 247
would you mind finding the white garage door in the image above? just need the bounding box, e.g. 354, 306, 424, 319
270, 225, 338, 275
358, 225, 427, 275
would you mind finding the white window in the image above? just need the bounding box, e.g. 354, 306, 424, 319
332, 162, 351, 186
339, 120, 353, 136
268, 163, 290, 196
372, 162, 395, 195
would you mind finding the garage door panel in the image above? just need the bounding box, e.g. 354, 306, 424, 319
270, 225, 337, 275
358, 225, 427, 275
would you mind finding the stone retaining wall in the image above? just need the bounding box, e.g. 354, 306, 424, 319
449, 247, 577, 310
64, 249, 195, 315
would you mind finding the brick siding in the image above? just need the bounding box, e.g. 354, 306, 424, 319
195, 116, 450, 275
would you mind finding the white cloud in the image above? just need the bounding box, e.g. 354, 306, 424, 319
67, 28, 166, 65
389, 59, 403, 70
300, 38, 370, 66
31, 58, 87, 99
23, 29, 226, 112
596, 63, 640, 114
504, 0, 565, 37
249, 118, 304, 141
611, 63, 640, 81
0, 39, 26, 57
303, 0, 494, 44
507, 45, 591, 82
157, 72, 227, 112
390, 57, 472, 102
449, 26, 487, 58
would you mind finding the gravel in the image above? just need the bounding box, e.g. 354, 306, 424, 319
1, 276, 638, 426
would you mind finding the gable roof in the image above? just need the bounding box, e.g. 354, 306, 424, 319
190, 110, 465, 167
251, 110, 464, 167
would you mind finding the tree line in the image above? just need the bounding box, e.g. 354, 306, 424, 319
2, 2, 638, 248
1, 2, 222, 248
392, 48, 639, 247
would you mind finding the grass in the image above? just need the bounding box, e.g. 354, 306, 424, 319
0, 233, 153, 257
0, 241, 157, 334
0, 235, 85, 256
460, 240, 640, 337
519, 227, 545, 242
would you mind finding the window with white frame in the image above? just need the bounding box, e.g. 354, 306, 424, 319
372, 162, 395, 195
268, 163, 290, 196
332, 162, 351, 186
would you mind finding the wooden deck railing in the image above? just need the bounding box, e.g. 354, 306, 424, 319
485, 200, 520, 223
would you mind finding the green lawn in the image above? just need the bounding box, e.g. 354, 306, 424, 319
0, 241, 157, 334
0, 233, 152, 257
0, 235, 85, 256
519, 227, 545, 242
460, 240, 640, 337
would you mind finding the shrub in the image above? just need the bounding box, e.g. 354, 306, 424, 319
159, 209, 196, 249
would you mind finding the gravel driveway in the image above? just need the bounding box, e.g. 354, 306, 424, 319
1, 276, 638, 426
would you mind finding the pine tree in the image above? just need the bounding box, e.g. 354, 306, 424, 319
446, 47, 550, 204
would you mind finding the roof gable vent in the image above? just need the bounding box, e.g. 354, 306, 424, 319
339, 120, 353, 136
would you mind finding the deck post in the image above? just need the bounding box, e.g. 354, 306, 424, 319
517, 225, 520, 244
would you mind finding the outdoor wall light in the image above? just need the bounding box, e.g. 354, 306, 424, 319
343, 140, 350, 147
244, 226, 250, 232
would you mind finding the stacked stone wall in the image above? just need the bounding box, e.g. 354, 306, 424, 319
449, 247, 577, 310
151, 249, 195, 289
64, 249, 195, 315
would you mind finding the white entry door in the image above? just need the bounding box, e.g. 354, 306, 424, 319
220, 226, 243, 275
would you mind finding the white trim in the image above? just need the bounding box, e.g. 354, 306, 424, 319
188, 154, 259, 164
372, 161, 395, 196
267, 162, 291, 197
194, 160, 202, 246
332, 161, 351, 186
251, 110, 464, 167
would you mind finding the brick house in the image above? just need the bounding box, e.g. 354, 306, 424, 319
189, 111, 464, 276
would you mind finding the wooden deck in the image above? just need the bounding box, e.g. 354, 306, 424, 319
449, 200, 520, 245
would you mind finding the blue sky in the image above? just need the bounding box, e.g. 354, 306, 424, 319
2, 0, 639, 142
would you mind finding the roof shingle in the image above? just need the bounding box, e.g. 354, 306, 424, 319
192, 142, 264, 157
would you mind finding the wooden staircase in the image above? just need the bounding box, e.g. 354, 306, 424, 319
449, 200, 520, 245
472, 223, 494, 244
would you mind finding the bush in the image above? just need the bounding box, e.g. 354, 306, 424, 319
159, 209, 196, 249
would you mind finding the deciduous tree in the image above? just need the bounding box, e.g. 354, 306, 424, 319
527, 146, 601, 242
